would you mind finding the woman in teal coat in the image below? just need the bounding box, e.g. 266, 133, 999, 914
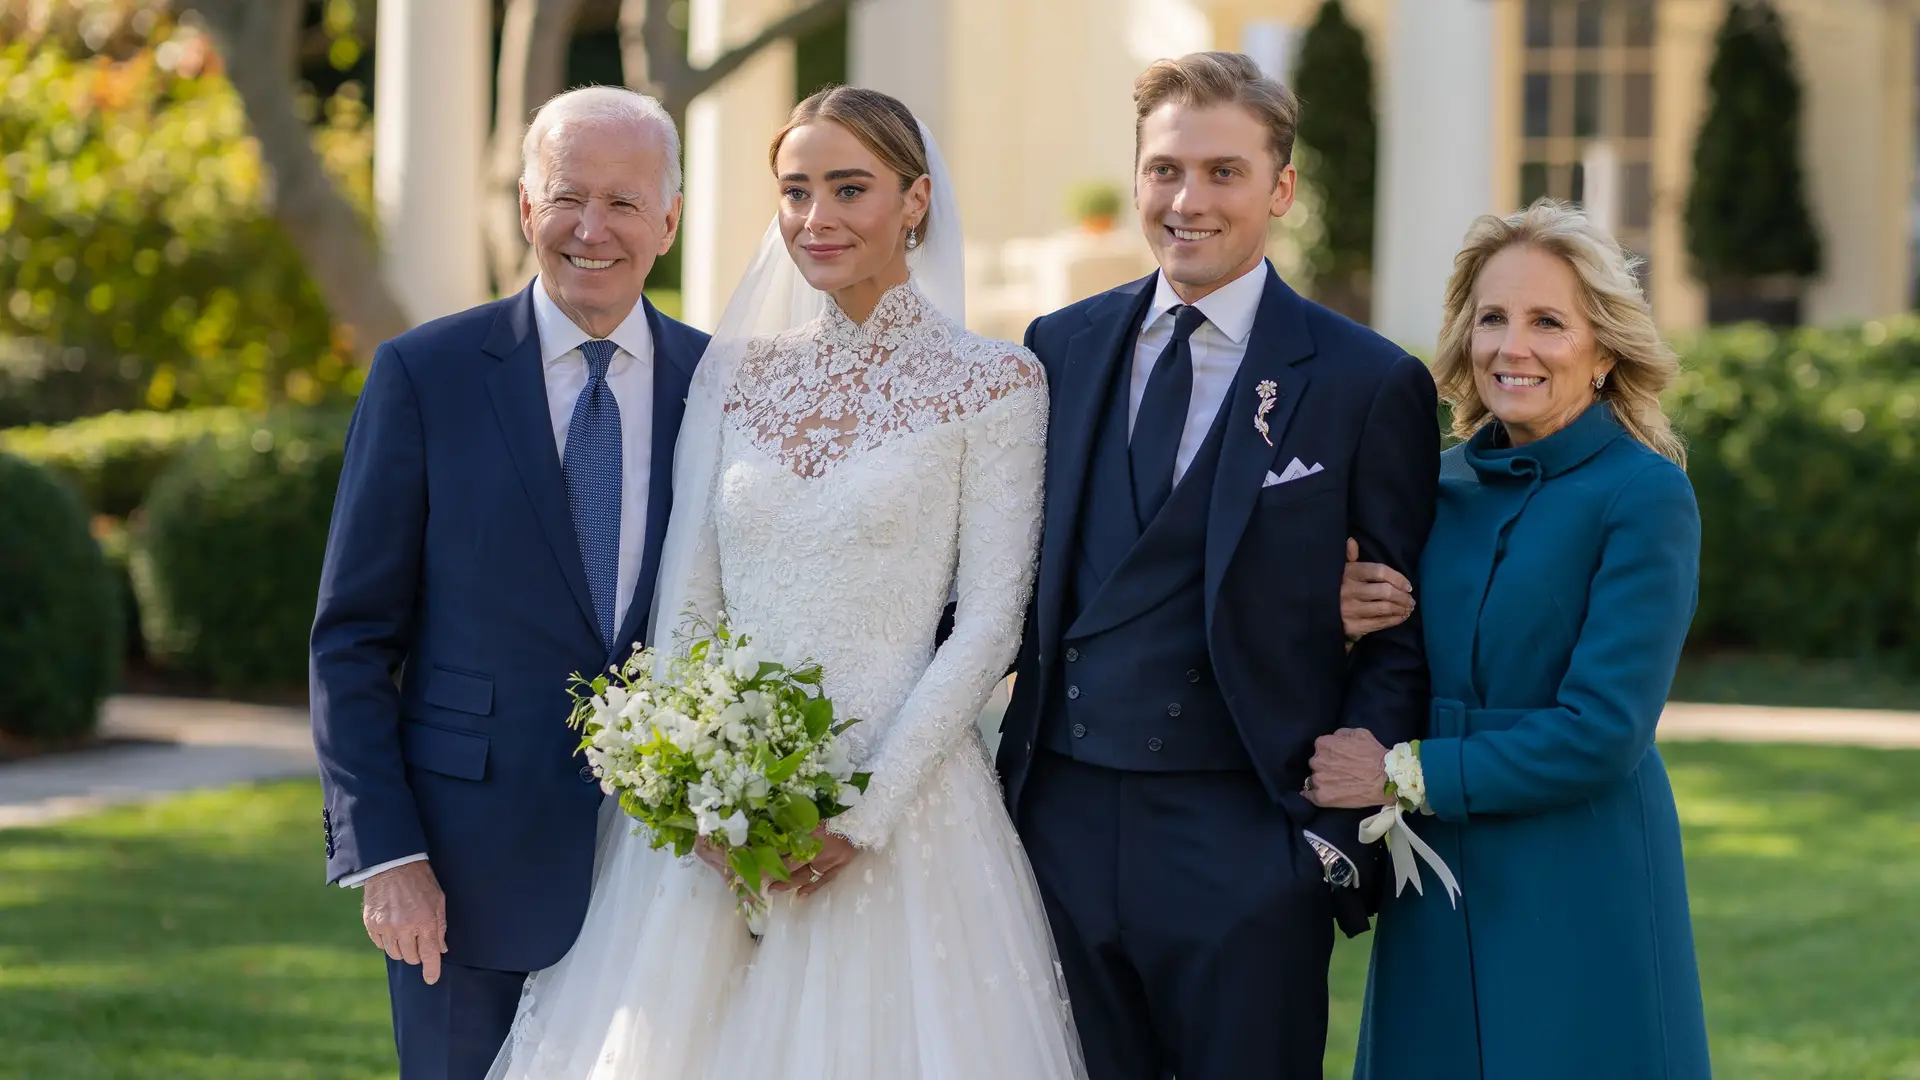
1316, 200, 1711, 1079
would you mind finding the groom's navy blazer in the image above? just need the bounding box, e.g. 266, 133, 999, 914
310, 284, 706, 973
998, 266, 1438, 926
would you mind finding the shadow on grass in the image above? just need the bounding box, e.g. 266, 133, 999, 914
0, 781, 396, 1080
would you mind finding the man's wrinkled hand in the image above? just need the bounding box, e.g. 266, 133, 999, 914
363, 860, 448, 985
1306, 727, 1392, 809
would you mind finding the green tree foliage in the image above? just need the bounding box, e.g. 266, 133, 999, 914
0, 5, 371, 426
1683, 0, 1821, 283
1292, 0, 1377, 280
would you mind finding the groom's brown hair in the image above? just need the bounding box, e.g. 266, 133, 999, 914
1133, 51, 1300, 175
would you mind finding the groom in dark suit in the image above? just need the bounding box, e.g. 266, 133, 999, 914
998, 52, 1438, 1079
309, 87, 707, 1079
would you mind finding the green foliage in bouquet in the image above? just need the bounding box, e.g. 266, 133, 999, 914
0, 407, 253, 517
0, 452, 122, 743
0, 14, 370, 426
1669, 318, 1920, 666
130, 408, 349, 693
568, 620, 870, 924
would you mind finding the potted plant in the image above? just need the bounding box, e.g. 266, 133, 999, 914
1068, 181, 1125, 234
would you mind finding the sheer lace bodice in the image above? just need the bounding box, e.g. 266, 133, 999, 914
675, 279, 1048, 849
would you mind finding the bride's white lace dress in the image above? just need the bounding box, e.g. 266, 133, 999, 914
484, 279, 1088, 1079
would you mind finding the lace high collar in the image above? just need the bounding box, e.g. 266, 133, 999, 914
820, 278, 932, 346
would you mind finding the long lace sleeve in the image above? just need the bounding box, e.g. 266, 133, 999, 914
825, 357, 1048, 850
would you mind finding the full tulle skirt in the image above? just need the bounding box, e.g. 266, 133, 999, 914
485, 732, 1087, 1080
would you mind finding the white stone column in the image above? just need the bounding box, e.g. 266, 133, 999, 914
373, 0, 489, 325
1372, 0, 1497, 352
682, 0, 798, 331
849, 0, 951, 142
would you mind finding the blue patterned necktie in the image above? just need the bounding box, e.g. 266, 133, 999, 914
1130, 304, 1208, 524
563, 339, 622, 647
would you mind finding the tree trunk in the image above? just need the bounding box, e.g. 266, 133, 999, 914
487, 0, 588, 294
619, 0, 853, 132
188, 0, 411, 363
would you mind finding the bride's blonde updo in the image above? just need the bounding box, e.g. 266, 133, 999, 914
769, 86, 934, 242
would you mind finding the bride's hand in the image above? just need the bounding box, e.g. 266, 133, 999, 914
692, 837, 733, 881
790, 827, 859, 898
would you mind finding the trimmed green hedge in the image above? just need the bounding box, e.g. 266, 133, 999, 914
1671, 318, 1920, 665
0, 452, 121, 742
130, 409, 349, 693
0, 408, 253, 517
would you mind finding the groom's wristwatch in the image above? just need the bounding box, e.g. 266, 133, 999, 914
1303, 831, 1359, 889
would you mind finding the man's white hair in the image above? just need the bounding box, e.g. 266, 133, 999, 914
521, 85, 682, 204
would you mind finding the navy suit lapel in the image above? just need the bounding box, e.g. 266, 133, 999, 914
610, 297, 699, 658
1203, 267, 1314, 628
1069, 389, 1233, 640
1035, 275, 1157, 654
482, 285, 600, 640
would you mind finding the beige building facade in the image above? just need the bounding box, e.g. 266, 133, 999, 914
373, 0, 1920, 351
1192, 0, 1920, 346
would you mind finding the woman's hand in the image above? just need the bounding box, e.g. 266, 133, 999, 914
781, 827, 860, 898
1305, 728, 1391, 809
1341, 537, 1415, 641
693, 837, 733, 881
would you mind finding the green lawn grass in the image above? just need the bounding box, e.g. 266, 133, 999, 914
1671, 651, 1920, 712
2, 743, 1917, 1079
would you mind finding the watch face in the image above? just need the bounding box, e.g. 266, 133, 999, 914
1308, 835, 1358, 888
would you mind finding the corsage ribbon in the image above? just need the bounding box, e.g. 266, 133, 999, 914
1359, 802, 1461, 908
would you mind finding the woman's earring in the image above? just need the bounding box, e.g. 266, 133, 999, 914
1593, 373, 1608, 391
905, 228, 920, 251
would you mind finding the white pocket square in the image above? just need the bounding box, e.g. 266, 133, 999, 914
1263, 458, 1324, 487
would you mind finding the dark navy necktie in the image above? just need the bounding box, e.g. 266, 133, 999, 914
1129, 304, 1207, 524
563, 339, 622, 646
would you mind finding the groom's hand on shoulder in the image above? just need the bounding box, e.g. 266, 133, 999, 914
362, 860, 448, 984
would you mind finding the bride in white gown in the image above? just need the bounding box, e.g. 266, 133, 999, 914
484, 88, 1088, 1080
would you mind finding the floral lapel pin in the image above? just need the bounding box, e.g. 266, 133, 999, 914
1254, 380, 1279, 447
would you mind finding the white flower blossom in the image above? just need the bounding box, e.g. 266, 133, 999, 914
719, 809, 749, 847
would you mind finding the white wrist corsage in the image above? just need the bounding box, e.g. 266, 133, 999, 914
1359, 740, 1461, 907
1383, 740, 1430, 815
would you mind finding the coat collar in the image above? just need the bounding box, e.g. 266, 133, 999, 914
1465, 403, 1625, 480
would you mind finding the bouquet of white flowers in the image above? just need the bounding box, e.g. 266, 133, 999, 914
565, 618, 869, 929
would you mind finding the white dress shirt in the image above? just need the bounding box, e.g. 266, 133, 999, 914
339, 282, 656, 889
1128, 260, 1269, 487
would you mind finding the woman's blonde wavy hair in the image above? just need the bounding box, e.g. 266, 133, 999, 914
1432, 199, 1685, 466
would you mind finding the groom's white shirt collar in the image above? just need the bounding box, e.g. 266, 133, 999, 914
1142, 258, 1267, 344
531, 277, 655, 368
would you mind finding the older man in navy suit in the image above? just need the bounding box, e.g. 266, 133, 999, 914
997, 53, 1439, 1080
309, 86, 707, 1079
